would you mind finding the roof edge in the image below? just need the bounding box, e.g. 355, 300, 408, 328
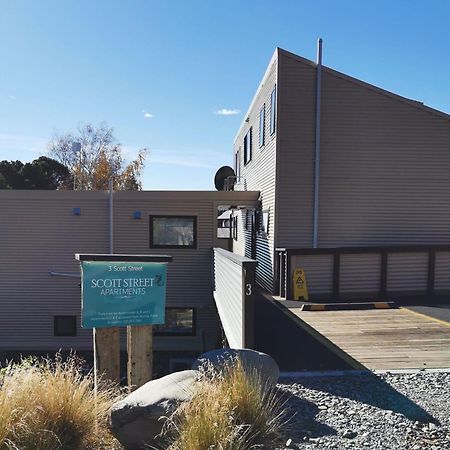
278, 47, 450, 122
233, 48, 279, 144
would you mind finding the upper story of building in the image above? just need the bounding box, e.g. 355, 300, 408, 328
233, 46, 450, 253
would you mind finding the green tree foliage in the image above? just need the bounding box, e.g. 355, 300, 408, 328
48, 122, 147, 191
0, 156, 71, 190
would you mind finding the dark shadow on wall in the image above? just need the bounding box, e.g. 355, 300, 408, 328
254, 292, 354, 371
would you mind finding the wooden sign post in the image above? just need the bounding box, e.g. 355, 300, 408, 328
76, 254, 172, 388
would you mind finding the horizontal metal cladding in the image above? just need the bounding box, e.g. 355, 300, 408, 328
0, 190, 109, 351
113, 191, 259, 352
339, 253, 381, 297
318, 66, 450, 248
275, 49, 317, 249
233, 54, 278, 292
0, 190, 259, 353
291, 254, 333, 298
213, 250, 244, 348
434, 251, 450, 292
386, 252, 428, 293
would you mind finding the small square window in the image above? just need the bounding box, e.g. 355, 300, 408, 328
150, 216, 197, 248
244, 128, 252, 165
259, 106, 265, 147
270, 86, 277, 135
154, 308, 196, 336
54, 316, 77, 336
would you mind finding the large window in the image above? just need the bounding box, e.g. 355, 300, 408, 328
270, 86, 277, 135
154, 308, 196, 336
244, 128, 252, 165
259, 105, 265, 147
150, 216, 197, 248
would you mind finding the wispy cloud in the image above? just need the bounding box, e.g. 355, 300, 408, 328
214, 108, 241, 116
142, 109, 154, 119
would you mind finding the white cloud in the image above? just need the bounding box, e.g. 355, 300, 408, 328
214, 108, 241, 116
142, 109, 154, 119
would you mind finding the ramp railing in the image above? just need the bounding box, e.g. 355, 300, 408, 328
213, 248, 257, 348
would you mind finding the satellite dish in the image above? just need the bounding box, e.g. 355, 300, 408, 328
214, 166, 236, 191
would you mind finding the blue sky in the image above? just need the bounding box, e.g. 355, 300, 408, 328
1, 0, 449, 190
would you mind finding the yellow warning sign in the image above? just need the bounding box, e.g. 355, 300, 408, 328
293, 268, 309, 301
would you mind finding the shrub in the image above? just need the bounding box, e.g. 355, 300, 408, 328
162, 358, 288, 450
0, 354, 122, 450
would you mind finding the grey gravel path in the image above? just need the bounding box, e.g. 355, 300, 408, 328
276, 371, 450, 449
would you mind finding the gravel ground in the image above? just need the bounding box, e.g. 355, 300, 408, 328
276, 371, 450, 450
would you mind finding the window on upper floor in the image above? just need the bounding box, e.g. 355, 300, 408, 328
235, 149, 241, 178
259, 105, 265, 147
150, 215, 197, 248
244, 128, 252, 165
270, 86, 277, 135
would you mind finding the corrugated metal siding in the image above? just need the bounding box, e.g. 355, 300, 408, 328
233, 54, 278, 292
213, 249, 244, 348
0, 191, 108, 351
340, 253, 381, 298
318, 67, 450, 247
0, 190, 259, 352
434, 251, 450, 292
291, 254, 333, 298
387, 252, 428, 293
275, 50, 317, 250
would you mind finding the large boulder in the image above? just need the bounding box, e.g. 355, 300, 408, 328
192, 348, 279, 387
110, 369, 198, 449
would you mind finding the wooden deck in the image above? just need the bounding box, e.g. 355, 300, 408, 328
286, 306, 450, 370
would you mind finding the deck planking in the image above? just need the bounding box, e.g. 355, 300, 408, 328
286, 307, 450, 370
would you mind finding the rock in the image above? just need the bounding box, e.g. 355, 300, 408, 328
110, 370, 198, 449
192, 348, 279, 386
342, 429, 357, 439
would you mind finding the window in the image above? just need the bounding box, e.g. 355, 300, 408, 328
54, 316, 77, 336
244, 128, 252, 165
154, 308, 196, 336
270, 86, 277, 135
232, 215, 238, 240
150, 216, 197, 248
259, 105, 265, 147
234, 149, 241, 178
262, 210, 270, 235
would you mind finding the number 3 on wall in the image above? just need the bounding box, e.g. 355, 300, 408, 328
245, 284, 252, 296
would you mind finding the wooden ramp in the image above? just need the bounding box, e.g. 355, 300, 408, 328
286, 306, 450, 370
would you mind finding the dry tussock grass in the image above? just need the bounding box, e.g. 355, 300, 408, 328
161, 358, 288, 450
0, 354, 123, 450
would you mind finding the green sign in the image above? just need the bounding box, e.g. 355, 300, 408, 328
81, 261, 167, 328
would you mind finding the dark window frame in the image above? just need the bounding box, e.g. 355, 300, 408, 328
54, 315, 77, 337
149, 215, 197, 249
244, 128, 252, 165
153, 307, 197, 336
270, 86, 277, 135
259, 105, 265, 147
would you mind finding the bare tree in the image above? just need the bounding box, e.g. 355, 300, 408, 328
48, 122, 148, 190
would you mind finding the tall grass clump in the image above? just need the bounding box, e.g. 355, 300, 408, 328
162, 357, 288, 450
0, 354, 121, 450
